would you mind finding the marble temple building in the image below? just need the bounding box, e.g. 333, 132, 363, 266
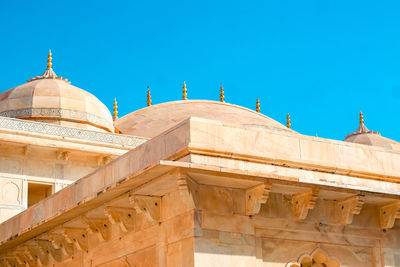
0, 51, 399, 267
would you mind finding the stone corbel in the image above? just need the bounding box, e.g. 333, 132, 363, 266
130, 195, 161, 223
97, 155, 112, 166
13, 248, 35, 267
56, 151, 70, 161
36, 239, 63, 263
292, 189, 319, 221
26, 242, 48, 266
82, 216, 111, 241
245, 183, 272, 216
176, 171, 198, 209
48, 232, 74, 257
104, 206, 136, 232
380, 201, 400, 229
62, 227, 88, 252
326, 196, 364, 225
0, 258, 10, 267
23, 241, 49, 266
23, 145, 31, 156
0, 255, 19, 267
13, 250, 26, 265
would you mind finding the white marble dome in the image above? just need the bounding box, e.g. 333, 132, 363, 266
345, 112, 399, 150
115, 100, 295, 138
0, 51, 114, 132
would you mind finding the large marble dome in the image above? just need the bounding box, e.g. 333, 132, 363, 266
0, 51, 114, 132
115, 100, 295, 138
345, 111, 400, 150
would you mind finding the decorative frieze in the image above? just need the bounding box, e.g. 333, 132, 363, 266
0, 116, 147, 147
0, 108, 113, 131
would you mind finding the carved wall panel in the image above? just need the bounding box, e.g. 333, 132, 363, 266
261, 238, 375, 267
0, 158, 22, 175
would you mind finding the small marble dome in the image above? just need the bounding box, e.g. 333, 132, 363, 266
345, 111, 399, 150
0, 51, 114, 132
115, 100, 294, 138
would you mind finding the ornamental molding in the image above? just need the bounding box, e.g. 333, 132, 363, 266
0, 108, 113, 131
0, 116, 147, 148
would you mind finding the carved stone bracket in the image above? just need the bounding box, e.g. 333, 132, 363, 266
380, 201, 400, 229
130, 195, 161, 223
23, 145, 31, 156
24, 241, 49, 266
104, 206, 136, 232
36, 239, 63, 262
245, 183, 272, 216
176, 171, 198, 209
47, 232, 74, 257
97, 155, 112, 166
62, 227, 88, 252
82, 217, 111, 241
292, 189, 319, 221
56, 151, 70, 161
13, 247, 36, 267
1, 254, 21, 267
326, 196, 364, 225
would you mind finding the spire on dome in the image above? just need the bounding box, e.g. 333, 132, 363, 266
356, 110, 370, 133
220, 84, 225, 102
286, 113, 291, 129
147, 86, 152, 106
182, 81, 187, 100
47, 50, 52, 69
41, 49, 57, 78
113, 98, 118, 121
359, 110, 364, 124
345, 110, 380, 139
28, 50, 69, 83
256, 97, 260, 113
352, 110, 369, 133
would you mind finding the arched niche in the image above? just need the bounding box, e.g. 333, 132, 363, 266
2, 182, 20, 204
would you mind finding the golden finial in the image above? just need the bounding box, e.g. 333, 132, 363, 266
359, 110, 364, 125
147, 86, 152, 106
256, 97, 260, 113
286, 113, 291, 128
47, 49, 52, 69
182, 81, 187, 100
28, 49, 66, 82
113, 98, 118, 121
220, 84, 225, 102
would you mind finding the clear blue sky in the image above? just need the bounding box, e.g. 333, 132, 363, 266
0, 0, 399, 141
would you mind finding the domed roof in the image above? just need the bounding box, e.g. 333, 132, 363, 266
345, 111, 399, 150
0, 51, 114, 132
115, 100, 294, 138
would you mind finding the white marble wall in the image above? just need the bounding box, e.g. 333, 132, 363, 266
0, 151, 99, 222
